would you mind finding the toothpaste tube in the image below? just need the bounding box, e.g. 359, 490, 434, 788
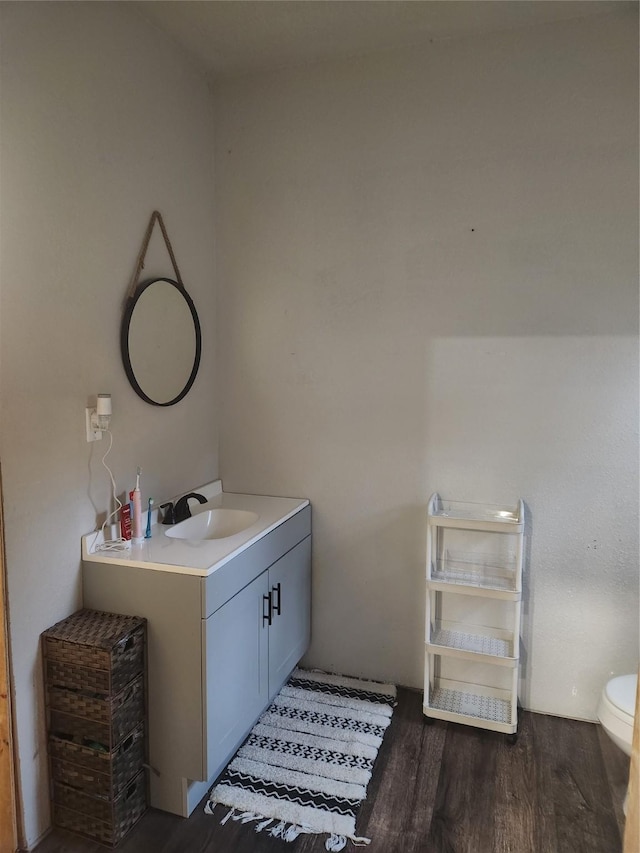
120, 503, 132, 541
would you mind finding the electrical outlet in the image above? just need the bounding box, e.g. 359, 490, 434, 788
86, 407, 102, 442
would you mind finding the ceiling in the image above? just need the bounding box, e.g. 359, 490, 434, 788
133, 1, 629, 81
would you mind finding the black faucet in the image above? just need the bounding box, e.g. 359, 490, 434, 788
160, 502, 176, 525
173, 492, 207, 523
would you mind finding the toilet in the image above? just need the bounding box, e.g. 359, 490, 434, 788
597, 673, 637, 756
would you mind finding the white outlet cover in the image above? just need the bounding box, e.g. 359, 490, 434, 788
85, 407, 103, 442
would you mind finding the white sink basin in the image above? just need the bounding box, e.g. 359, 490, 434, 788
165, 508, 259, 541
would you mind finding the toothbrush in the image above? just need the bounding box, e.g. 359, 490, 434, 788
132, 467, 143, 542
145, 498, 154, 539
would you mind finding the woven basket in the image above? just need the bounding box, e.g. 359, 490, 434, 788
49, 724, 145, 798
43, 609, 145, 697
52, 770, 147, 847
48, 675, 144, 752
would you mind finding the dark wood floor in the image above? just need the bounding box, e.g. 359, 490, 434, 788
34, 687, 629, 853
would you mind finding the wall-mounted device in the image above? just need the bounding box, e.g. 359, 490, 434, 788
86, 393, 112, 442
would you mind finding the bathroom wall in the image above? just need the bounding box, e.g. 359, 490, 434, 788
0, 3, 217, 846
215, 10, 639, 718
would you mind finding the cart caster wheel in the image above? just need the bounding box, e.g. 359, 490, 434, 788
506, 733, 518, 746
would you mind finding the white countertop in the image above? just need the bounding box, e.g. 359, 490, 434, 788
82, 481, 309, 576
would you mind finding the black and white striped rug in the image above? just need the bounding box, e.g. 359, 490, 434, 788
205, 668, 397, 851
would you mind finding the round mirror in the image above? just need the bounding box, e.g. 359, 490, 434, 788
121, 277, 202, 406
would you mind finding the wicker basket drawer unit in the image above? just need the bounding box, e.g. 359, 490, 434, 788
43, 609, 145, 696
42, 609, 148, 845
52, 770, 147, 847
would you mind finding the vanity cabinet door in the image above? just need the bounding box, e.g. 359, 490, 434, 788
204, 569, 269, 780
268, 535, 312, 700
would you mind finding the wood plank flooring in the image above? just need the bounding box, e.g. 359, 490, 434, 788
34, 687, 629, 853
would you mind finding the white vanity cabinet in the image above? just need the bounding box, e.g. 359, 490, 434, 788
83, 503, 311, 818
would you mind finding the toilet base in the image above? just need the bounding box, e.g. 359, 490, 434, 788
597, 689, 634, 757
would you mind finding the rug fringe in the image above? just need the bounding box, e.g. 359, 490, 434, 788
212, 801, 372, 849
269, 820, 287, 838
325, 833, 371, 850
218, 808, 315, 843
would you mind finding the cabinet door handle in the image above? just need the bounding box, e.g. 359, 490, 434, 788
272, 583, 281, 617
262, 592, 272, 627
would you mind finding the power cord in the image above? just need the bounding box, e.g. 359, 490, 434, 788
91, 429, 130, 554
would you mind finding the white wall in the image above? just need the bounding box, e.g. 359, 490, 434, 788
214, 10, 638, 718
0, 3, 217, 846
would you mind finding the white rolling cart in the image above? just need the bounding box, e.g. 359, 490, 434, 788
423, 493, 525, 742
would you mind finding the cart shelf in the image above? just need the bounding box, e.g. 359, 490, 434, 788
429, 552, 520, 598
424, 678, 515, 734
426, 620, 517, 666
427, 495, 524, 533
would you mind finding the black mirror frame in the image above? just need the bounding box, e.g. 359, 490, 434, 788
120, 277, 202, 407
